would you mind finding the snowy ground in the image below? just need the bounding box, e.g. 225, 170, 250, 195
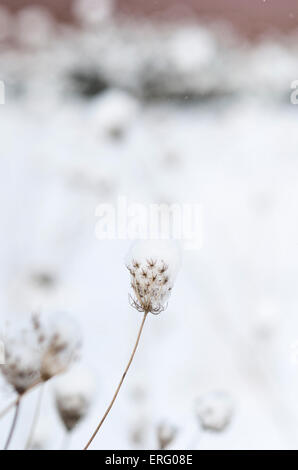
0, 13, 298, 450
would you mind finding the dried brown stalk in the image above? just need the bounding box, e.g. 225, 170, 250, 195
84, 311, 148, 450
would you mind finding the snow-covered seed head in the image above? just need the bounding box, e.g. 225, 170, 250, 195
29, 417, 52, 450
195, 391, 234, 432
55, 366, 95, 432
39, 312, 81, 382
0, 319, 42, 395
157, 422, 178, 449
126, 240, 181, 314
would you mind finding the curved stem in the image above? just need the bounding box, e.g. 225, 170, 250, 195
4, 398, 21, 450
25, 384, 44, 450
84, 311, 148, 450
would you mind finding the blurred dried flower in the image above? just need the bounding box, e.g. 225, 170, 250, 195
90, 89, 139, 140
84, 241, 180, 449
39, 312, 82, 381
0, 312, 81, 397
73, 0, 114, 26
15, 6, 54, 49
195, 391, 234, 432
157, 421, 178, 449
126, 240, 181, 314
55, 366, 95, 432
0, 320, 41, 395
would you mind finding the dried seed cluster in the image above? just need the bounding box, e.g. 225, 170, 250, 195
54, 366, 94, 432
127, 258, 173, 314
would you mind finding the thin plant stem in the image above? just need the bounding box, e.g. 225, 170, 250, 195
25, 383, 44, 450
4, 398, 21, 450
84, 311, 148, 450
61, 431, 71, 450
0, 364, 67, 421
0, 380, 42, 421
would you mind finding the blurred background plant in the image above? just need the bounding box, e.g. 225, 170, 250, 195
0, 0, 298, 450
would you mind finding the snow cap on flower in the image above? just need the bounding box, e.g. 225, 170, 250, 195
126, 240, 181, 314
39, 312, 82, 381
91, 88, 139, 139
0, 319, 41, 394
55, 366, 95, 432
157, 421, 178, 449
73, 0, 114, 26
195, 391, 234, 432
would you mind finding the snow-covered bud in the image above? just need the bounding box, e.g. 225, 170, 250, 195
126, 240, 181, 314
157, 421, 178, 449
195, 391, 234, 432
55, 366, 95, 432
39, 313, 81, 381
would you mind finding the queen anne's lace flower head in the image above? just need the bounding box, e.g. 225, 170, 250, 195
126, 240, 181, 314
195, 391, 234, 432
55, 366, 95, 432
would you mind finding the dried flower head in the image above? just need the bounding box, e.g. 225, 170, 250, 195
157, 421, 178, 449
195, 391, 234, 432
126, 240, 181, 314
55, 366, 95, 432
0, 320, 41, 395
0, 312, 81, 395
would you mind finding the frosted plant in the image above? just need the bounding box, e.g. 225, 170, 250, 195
90, 89, 139, 140
73, 0, 114, 26
157, 421, 178, 449
25, 314, 81, 450
84, 240, 181, 449
55, 366, 95, 434
1, 326, 41, 396
0, 6, 12, 42
195, 391, 234, 432
38, 312, 82, 381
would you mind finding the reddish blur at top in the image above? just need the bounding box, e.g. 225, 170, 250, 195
1, 0, 298, 39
